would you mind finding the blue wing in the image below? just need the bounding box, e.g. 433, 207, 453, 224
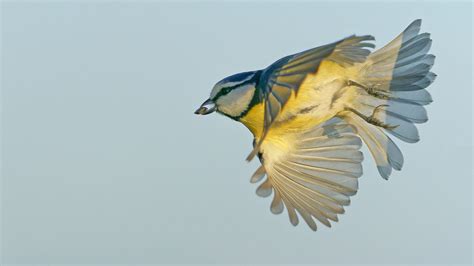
247, 35, 375, 161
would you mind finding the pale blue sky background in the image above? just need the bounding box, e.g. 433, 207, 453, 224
1, 1, 472, 265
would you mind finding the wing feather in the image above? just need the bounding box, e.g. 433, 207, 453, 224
251, 118, 364, 230
246, 35, 375, 161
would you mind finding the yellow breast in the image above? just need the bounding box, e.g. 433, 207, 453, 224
239, 102, 265, 139
238, 101, 319, 141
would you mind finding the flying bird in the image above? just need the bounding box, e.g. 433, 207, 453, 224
195, 20, 435, 231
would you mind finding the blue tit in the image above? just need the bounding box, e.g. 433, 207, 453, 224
195, 19, 435, 231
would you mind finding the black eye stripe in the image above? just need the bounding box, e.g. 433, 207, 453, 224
214, 84, 242, 100
212, 71, 261, 101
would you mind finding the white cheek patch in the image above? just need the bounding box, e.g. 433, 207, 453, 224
216, 85, 255, 117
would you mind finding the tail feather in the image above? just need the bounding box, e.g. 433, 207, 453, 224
343, 113, 403, 179
361, 20, 436, 93
343, 19, 435, 178
391, 89, 432, 105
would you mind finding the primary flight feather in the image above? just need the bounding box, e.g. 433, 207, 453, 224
195, 19, 435, 231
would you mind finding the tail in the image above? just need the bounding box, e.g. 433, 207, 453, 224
342, 19, 436, 179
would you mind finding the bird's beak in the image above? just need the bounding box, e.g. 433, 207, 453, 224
194, 99, 216, 115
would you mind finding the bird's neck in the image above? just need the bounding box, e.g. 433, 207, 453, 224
238, 100, 265, 140
224, 70, 264, 139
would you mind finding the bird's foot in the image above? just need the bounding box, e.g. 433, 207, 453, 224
346, 80, 390, 100
344, 105, 399, 130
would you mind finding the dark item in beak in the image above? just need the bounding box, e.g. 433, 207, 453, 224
194, 99, 216, 115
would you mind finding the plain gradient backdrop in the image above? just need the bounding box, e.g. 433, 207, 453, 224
1, 1, 472, 264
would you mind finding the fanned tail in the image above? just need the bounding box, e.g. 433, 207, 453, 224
342, 19, 435, 179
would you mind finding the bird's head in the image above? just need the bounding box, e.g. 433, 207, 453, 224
195, 71, 260, 120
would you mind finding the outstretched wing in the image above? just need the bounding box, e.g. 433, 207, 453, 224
250, 118, 364, 231
247, 35, 375, 161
